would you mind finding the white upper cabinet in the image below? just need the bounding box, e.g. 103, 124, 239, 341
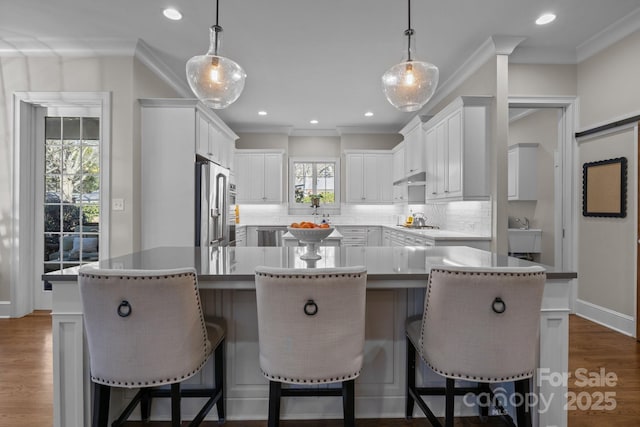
139, 98, 238, 250
392, 143, 407, 203
235, 150, 284, 203
399, 116, 425, 177
345, 151, 393, 204
423, 96, 491, 201
196, 111, 235, 168
508, 143, 538, 201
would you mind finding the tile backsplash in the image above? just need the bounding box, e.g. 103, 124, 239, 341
238, 200, 491, 236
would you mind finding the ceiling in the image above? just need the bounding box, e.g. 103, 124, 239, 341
2, 0, 640, 135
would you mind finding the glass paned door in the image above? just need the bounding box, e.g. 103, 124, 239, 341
43, 116, 100, 274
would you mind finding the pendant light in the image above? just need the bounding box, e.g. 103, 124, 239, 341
382, 0, 438, 112
186, 0, 246, 109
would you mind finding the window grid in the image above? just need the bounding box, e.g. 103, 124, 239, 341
43, 116, 101, 273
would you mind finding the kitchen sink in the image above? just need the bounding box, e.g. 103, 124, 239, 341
508, 229, 542, 253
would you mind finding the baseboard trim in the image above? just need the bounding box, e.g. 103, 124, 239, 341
575, 299, 635, 337
0, 301, 11, 318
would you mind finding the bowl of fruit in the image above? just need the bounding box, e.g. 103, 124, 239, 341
287, 222, 334, 260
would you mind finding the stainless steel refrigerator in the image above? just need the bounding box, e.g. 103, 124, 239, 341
195, 157, 233, 247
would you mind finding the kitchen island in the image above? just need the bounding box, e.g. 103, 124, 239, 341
46, 246, 575, 427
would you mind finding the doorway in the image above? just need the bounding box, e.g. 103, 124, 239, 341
507, 107, 561, 266
11, 92, 110, 316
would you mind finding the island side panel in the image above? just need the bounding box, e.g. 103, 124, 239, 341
201, 287, 412, 419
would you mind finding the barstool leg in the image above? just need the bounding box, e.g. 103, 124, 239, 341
140, 388, 152, 421
215, 340, 225, 422
268, 381, 281, 427
92, 382, 110, 427
445, 378, 455, 427
342, 379, 355, 427
171, 383, 181, 427
405, 339, 416, 419
515, 378, 532, 427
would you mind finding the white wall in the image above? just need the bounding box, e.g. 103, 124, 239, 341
508, 108, 559, 265
578, 30, 640, 127
577, 128, 636, 318
509, 64, 577, 96
575, 29, 640, 329
0, 55, 179, 303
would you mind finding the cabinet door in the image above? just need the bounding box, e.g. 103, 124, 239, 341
392, 145, 405, 182
377, 154, 393, 202
366, 227, 382, 246
446, 110, 463, 197
196, 113, 209, 157
435, 122, 447, 198
405, 127, 424, 175
346, 154, 364, 202
263, 153, 282, 202
425, 128, 437, 199
234, 154, 252, 202
363, 154, 379, 202
207, 123, 221, 164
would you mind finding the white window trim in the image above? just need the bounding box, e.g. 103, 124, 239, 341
11, 92, 111, 317
288, 157, 341, 215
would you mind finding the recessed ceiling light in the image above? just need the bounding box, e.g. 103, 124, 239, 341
365, 111, 374, 117
163, 8, 182, 21
536, 13, 556, 25
258, 111, 267, 116
310, 119, 319, 124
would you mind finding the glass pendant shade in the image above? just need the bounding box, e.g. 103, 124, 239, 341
186, 26, 246, 109
382, 0, 439, 112
382, 60, 439, 112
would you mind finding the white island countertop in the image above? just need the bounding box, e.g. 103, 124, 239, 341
45, 245, 575, 285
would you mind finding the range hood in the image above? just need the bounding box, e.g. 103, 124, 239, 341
393, 171, 426, 186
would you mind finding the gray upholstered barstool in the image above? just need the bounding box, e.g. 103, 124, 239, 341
406, 265, 546, 427
78, 267, 225, 427
254, 266, 367, 427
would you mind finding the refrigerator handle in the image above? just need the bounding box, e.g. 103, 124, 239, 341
212, 172, 227, 245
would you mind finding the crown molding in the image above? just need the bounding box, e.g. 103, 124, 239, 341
577, 7, 640, 63
509, 46, 577, 64
134, 40, 191, 98
0, 37, 137, 56
289, 128, 339, 137
413, 35, 521, 119
335, 125, 399, 135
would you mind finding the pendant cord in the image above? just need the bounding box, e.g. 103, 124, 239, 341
406, 0, 412, 62
213, 0, 221, 56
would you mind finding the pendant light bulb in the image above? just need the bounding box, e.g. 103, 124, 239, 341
186, 1, 246, 109
403, 64, 415, 86
382, 0, 438, 112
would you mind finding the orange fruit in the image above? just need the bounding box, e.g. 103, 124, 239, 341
290, 222, 300, 228
320, 223, 329, 228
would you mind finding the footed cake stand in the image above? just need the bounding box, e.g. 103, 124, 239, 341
287, 227, 334, 260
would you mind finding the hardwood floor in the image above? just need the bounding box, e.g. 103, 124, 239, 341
0, 313, 638, 427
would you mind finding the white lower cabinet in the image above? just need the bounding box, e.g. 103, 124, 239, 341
337, 226, 368, 247
366, 227, 381, 246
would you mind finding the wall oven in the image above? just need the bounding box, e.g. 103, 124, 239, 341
228, 183, 237, 246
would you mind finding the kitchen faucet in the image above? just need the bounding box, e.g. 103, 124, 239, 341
515, 217, 530, 230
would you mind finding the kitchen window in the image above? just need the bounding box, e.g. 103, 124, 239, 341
43, 116, 101, 273
289, 158, 340, 215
